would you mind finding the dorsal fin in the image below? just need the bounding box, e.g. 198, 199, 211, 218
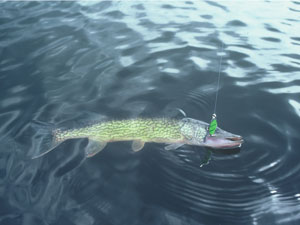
176, 108, 187, 117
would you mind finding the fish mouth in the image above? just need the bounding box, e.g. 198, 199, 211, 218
204, 135, 243, 149
226, 136, 243, 142
224, 136, 243, 148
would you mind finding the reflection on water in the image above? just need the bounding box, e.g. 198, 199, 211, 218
1, 1, 300, 224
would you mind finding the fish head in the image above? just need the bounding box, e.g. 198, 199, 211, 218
180, 118, 243, 149
203, 126, 243, 149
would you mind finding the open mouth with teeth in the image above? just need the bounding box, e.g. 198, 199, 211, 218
204, 135, 244, 149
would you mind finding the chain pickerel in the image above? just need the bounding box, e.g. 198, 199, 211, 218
32, 118, 243, 159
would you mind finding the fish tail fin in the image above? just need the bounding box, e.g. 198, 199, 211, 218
30, 120, 63, 159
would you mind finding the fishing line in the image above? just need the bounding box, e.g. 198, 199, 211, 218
213, 42, 224, 115
208, 43, 224, 136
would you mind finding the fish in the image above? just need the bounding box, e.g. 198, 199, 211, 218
31, 117, 243, 159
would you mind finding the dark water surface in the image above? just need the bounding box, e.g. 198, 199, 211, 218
1, 1, 300, 225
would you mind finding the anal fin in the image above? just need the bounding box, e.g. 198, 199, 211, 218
164, 143, 184, 151
132, 140, 145, 152
85, 139, 107, 158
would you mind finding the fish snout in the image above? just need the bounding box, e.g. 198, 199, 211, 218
204, 134, 244, 149
226, 135, 243, 142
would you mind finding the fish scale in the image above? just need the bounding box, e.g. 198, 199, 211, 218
57, 119, 185, 143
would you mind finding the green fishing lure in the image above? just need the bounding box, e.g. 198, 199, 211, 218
209, 114, 217, 135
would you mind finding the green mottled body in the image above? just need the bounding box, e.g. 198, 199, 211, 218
55, 118, 196, 144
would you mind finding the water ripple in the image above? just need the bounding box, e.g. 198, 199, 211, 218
1, 1, 300, 225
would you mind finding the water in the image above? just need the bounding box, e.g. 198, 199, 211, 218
1, 1, 300, 224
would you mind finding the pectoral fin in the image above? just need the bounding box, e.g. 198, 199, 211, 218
85, 139, 107, 158
164, 143, 184, 151
132, 140, 145, 152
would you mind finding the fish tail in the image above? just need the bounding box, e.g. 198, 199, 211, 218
30, 120, 63, 159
